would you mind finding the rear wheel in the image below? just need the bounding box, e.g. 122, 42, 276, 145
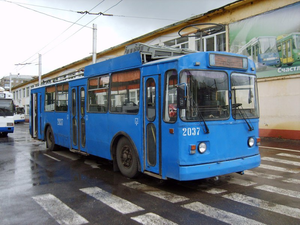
46, 126, 56, 151
116, 137, 139, 178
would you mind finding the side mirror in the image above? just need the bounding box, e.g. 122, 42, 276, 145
177, 83, 187, 109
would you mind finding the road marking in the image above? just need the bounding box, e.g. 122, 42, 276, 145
223, 193, 300, 219
123, 181, 188, 203
282, 178, 300, 184
203, 188, 227, 194
277, 153, 300, 159
84, 159, 99, 168
32, 194, 88, 225
44, 154, 60, 162
53, 151, 81, 161
131, 212, 178, 225
227, 178, 256, 186
255, 185, 300, 199
244, 170, 283, 180
259, 164, 299, 173
182, 202, 265, 225
260, 146, 300, 153
262, 157, 300, 167
80, 187, 144, 214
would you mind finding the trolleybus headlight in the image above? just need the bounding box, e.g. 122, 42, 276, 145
7, 123, 13, 126
198, 142, 207, 153
248, 137, 255, 147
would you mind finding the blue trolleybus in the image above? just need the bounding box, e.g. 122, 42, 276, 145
30, 43, 260, 181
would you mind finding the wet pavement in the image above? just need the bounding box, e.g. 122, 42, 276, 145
0, 123, 300, 225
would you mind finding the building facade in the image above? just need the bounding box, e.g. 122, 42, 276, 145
12, 0, 300, 139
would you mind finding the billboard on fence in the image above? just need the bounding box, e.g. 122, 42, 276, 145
229, 2, 300, 78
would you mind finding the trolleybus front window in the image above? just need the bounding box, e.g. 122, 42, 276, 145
0, 99, 14, 116
231, 73, 259, 120
180, 70, 229, 121
294, 35, 300, 49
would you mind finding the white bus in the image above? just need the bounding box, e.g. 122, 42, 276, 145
14, 106, 25, 123
0, 88, 14, 137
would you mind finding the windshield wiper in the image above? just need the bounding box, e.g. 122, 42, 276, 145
192, 100, 209, 134
233, 103, 254, 131
197, 109, 210, 134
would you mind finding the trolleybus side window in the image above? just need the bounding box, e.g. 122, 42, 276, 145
88, 75, 109, 113
56, 83, 68, 112
180, 70, 229, 121
163, 70, 177, 123
110, 69, 140, 114
146, 78, 156, 121
45, 85, 55, 111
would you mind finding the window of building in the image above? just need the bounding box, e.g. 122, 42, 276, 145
88, 75, 109, 113
195, 29, 226, 52
56, 83, 69, 111
110, 69, 140, 114
164, 36, 189, 49
26, 87, 29, 97
26, 105, 29, 115
45, 85, 55, 111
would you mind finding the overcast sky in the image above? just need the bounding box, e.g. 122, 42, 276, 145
0, 0, 235, 79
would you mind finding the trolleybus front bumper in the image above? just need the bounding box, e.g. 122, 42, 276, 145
178, 154, 260, 181
0, 127, 14, 133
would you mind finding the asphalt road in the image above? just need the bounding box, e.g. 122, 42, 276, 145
1, 123, 300, 225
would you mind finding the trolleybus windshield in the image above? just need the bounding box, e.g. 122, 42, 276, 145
260, 37, 277, 54
0, 99, 14, 116
179, 70, 229, 121
231, 73, 259, 119
294, 35, 300, 49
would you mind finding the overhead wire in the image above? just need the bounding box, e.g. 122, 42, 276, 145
14, 0, 107, 72
2, 0, 88, 28
9, 0, 178, 73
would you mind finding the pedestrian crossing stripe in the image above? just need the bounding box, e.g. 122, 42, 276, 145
259, 164, 299, 173
131, 212, 178, 225
255, 185, 300, 199
277, 153, 300, 159
282, 178, 300, 184
223, 193, 300, 220
227, 178, 256, 186
80, 186, 144, 214
262, 157, 300, 167
182, 202, 265, 225
123, 181, 189, 203
32, 194, 88, 225
244, 170, 283, 179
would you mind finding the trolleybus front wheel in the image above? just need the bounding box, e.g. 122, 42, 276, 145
46, 126, 56, 151
116, 137, 139, 178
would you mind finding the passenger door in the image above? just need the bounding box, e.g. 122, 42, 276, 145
31, 92, 42, 139
143, 75, 161, 175
70, 86, 86, 153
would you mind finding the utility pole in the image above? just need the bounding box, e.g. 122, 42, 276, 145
9, 73, 12, 92
92, 24, 97, 64
38, 54, 42, 86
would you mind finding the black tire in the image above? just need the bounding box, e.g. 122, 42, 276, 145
0, 132, 8, 137
46, 126, 56, 151
116, 137, 139, 178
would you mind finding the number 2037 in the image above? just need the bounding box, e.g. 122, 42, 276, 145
182, 127, 200, 136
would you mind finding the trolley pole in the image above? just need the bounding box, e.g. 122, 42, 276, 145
92, 24, 97, 64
